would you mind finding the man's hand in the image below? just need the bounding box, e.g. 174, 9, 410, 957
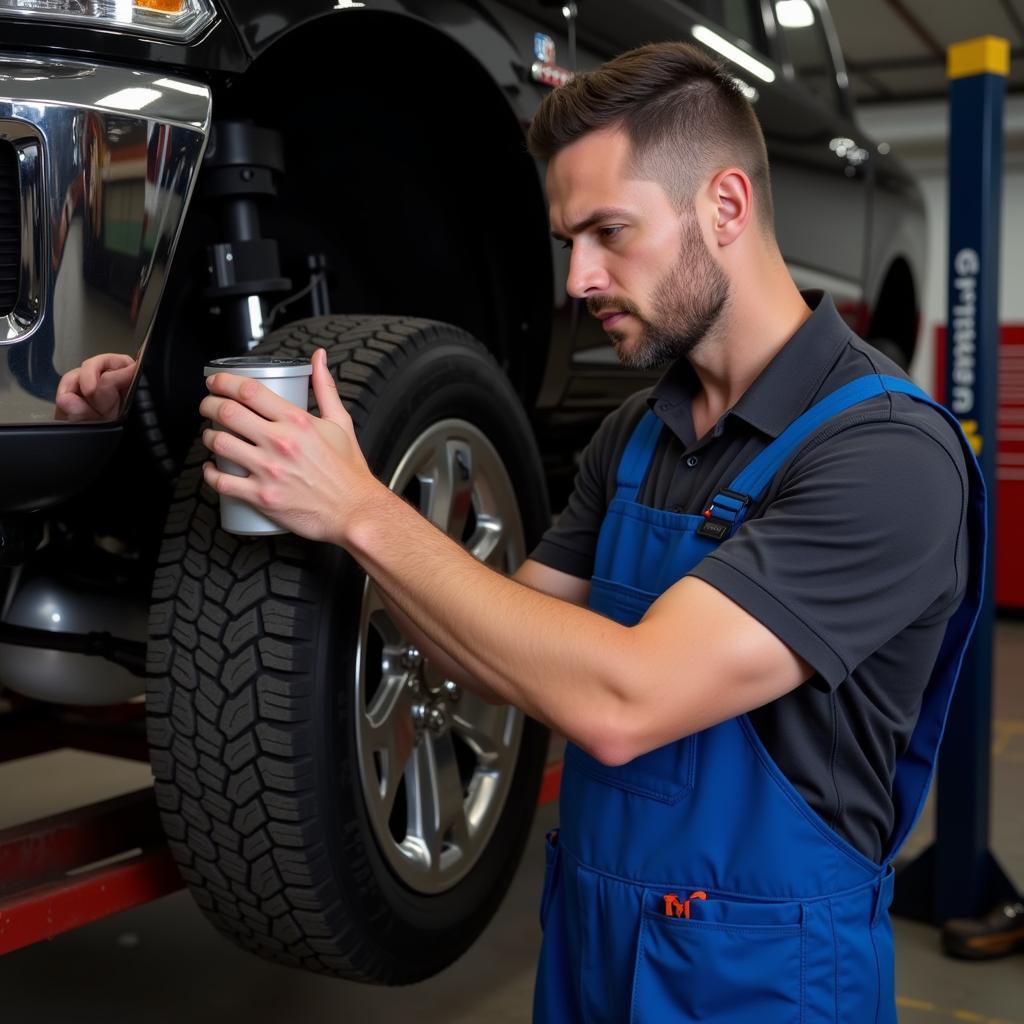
200, 348, 381, 543
55, 352, 137, 422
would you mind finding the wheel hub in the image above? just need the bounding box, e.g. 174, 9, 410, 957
402, 646, 460, 737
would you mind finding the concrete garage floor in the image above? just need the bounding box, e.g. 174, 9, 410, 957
2, 623, 1023, 1023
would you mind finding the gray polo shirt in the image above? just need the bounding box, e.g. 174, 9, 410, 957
532, 291, 969, 862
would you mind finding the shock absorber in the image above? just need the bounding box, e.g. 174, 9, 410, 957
202, 121, 291, 350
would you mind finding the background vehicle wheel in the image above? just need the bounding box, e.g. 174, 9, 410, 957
146, 316, 551, 983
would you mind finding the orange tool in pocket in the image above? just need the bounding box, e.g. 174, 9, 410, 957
662, 890, 708, 919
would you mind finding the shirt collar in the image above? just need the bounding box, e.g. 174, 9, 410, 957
648, 290, 852, 441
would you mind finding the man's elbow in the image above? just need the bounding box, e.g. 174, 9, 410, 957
587, 740, 638, 768
577, 706, 646, 767
582, 732, 646, 767
572, 649, 656, 766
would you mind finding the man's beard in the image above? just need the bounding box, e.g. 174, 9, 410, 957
589, 216, 730, 370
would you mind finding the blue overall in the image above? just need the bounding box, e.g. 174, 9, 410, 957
534, 375, 985, 1024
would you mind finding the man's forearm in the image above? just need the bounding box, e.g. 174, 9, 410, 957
374, 587, 504, 701
340, 480, 633, 747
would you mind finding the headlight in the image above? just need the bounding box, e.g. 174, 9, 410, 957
0, 0, 216, 42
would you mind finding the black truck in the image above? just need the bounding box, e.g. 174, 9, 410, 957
0, 0, 925, 984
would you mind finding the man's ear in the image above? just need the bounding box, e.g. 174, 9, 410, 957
709, 168, 752, 246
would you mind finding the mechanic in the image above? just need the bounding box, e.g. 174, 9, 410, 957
197, 42, 984, 1024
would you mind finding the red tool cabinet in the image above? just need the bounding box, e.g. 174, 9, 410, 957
935, 324, 1024, 609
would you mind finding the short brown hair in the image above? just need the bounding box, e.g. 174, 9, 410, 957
528, 41, 774, 229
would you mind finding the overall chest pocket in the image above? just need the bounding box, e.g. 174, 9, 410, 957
564, 729, 696, 803
630, 895, 806, 1024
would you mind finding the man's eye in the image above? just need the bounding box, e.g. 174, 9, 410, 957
560, 240, 572, 250
599, 226, 623, 240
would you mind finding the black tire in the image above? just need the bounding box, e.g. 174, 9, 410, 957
146, 316, 551, 983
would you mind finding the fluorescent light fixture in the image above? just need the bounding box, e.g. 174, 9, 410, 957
691, 25, 776, 83
153, 77, 209, 98
95, 87, 162, 112
248, 295, 265, 341
775, 0, 815, 29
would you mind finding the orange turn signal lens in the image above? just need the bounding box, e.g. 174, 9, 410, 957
135, 0, 187, 12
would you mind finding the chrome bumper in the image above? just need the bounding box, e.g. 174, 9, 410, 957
0, 55, 211, 426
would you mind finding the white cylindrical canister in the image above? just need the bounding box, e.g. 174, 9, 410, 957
203, 356, 314, 536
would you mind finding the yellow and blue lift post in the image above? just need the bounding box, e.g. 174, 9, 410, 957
893, 36, 1019, 925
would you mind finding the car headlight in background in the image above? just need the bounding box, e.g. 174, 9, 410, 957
0, 0, 216, 42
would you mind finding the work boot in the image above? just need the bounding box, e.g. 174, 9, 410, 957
941, 900, 1024, 960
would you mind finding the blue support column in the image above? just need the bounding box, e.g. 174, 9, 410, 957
893, 36, 1019, 925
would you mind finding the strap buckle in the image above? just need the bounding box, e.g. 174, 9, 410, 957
697, 488, 751, 540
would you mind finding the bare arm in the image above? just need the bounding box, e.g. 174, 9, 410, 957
340, 484, 811, 762
374, 559, 590, 699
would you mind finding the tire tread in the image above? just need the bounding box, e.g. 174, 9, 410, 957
147, 315, 544, 983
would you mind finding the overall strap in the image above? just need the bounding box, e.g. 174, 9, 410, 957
883, 397, 986, 860
614, 409, 664, 502
699, 370, 985, 864
700, 374, 928, 536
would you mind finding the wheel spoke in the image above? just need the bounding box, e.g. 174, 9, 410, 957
358, 416, 531, 893
450, 690, 510, 763
364, 673, 416, 818
466, 514, 504, 565
408, 732, 467, 870
364, 585, 402, 647
419, 439, 474, 541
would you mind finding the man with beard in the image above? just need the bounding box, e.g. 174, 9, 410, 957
200, 42, 984, 1023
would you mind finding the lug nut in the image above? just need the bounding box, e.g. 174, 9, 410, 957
427, 707, 448, 733
402, 647, 423, 670
411, 702, 428, 727
442, 680, 461, 702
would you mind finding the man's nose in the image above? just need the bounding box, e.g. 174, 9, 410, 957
565, 247, 611, 299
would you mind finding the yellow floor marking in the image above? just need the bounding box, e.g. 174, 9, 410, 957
899, 997, 940, 1011
895, 996, 1020, 1024
992, 718, 1024, 757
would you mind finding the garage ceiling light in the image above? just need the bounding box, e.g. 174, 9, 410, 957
691, 25, 776, 83
775, 0, 816, 29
